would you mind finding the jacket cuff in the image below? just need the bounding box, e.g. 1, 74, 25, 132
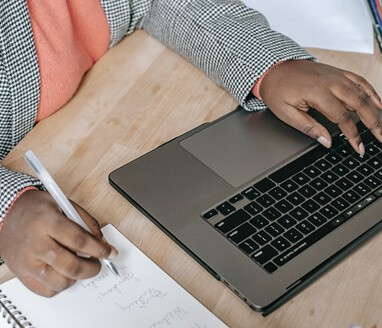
0, 165, 45, 223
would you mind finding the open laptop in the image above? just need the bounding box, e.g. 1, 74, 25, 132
109, 106, 382, 315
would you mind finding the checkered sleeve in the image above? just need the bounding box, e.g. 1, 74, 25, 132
142, 0, 315, 111
0, 165, 44, 222
100, 0, 315, 111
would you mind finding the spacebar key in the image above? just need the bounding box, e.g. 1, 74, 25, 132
274, 220, 337, 267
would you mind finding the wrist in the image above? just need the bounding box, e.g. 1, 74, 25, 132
0, 187, 38, 231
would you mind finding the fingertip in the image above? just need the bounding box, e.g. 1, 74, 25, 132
101, 237, 119, 260
358, 142, 365, 156
317, 136, 332, 148
108, 246, 119, 260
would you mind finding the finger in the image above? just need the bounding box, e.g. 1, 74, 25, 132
32, 262, 76, 293
21, 276, 60, 298
72, 202, 102, 238
48, 214, 114, 260
309, 94, 364, 154
344, 71, 382, 109
332, 81, 382, 144
40, 238, 102, 280
270, 104, 332, 148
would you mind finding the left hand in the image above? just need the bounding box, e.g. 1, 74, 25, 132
258, 60, 382, 155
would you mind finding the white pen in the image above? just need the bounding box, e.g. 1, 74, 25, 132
24, 150, 120, 278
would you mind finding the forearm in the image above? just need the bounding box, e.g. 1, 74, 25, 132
142, 0, 315, 110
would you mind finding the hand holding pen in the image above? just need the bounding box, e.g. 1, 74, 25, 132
0, 150, 119, 297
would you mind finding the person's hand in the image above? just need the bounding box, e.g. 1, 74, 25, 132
0, 189, 118, 297
258, 60, 382, 155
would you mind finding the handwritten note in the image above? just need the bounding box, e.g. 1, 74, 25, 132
0, 225, 227, 328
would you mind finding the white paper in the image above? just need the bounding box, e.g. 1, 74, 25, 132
242, 0, 374, 53
0, 225, 227, 328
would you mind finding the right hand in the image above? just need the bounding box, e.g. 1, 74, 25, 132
0, 189, 117, 297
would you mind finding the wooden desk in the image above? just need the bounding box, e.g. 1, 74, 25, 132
1, 30, 382, 327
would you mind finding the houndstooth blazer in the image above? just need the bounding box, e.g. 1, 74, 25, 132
0, 0, 314, 222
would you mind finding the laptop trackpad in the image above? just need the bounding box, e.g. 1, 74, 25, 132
180, 109, 315, 188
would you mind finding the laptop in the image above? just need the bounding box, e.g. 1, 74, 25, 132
109, 106, 382, 315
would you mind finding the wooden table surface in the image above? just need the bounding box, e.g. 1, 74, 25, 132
1, 30, 382, 328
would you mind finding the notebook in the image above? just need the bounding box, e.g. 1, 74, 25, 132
0, 225, 227, 328
109, 106, 382, 314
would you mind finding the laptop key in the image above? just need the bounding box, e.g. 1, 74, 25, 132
313, 192, 331, 206
287, 192, 305, 206
284, 228, 304, 243
321, 171, 339, 184
310, 177, 328, 190
314, 158, 332, 171
262, 207, 282, 221
229, 194, 244, 204
274, 199, 293, 213
239, 238, 259, 254
271, 236, 291, 252
324, 185, 343, 198
368, 158, 381, 170
296, 220, 315, 235
308, 213, 327, 227
319, 205, 339, 219
292, 172, 310, 186
346, 172, 364, 184
325, 152, 343, 164
298, 185, 317, 198
216, 201, 235, 216
357, 164, 374, 176
336, 177, 354, 191
269, 186, 287, 200
290, 207, 309, 221
354, 183, 371, 197
301, 199, 321, 213
265, 223, 285, 237
228, 223, 257, 244
254, 178, 275, 193
249, 215, 269, 229
280, 180, 299, 193
215, 209, 250, 234
303, 165, 321, 179
342, 190, 361, 203
332, 164, 349, 176
242, 186, 260, 200
263, 262, 278, 273
203, 209, 218, 220
256, 194, 275, 208
331, 197, 350, 211
364, 176, 381, 189
342, 158, 360, 170
244, 202, 263, 216
277, 214, 297, 229
252, 231, 272, 245
252, 245, 278, 265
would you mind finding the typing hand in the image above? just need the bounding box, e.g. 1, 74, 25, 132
0, 190, 117, 297
258, 60, 382, 155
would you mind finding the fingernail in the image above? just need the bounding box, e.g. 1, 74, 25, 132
358, 142, 365, 156
108, 246, 119, 260
317, 136, 331, 148
102, 237, 119, 259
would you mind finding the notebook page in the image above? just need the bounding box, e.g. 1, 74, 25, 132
0, 225, 227, 328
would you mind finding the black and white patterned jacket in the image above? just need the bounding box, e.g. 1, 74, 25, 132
0, 0, 314, 222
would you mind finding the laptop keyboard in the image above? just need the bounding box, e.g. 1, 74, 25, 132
201, 122, 382, 274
